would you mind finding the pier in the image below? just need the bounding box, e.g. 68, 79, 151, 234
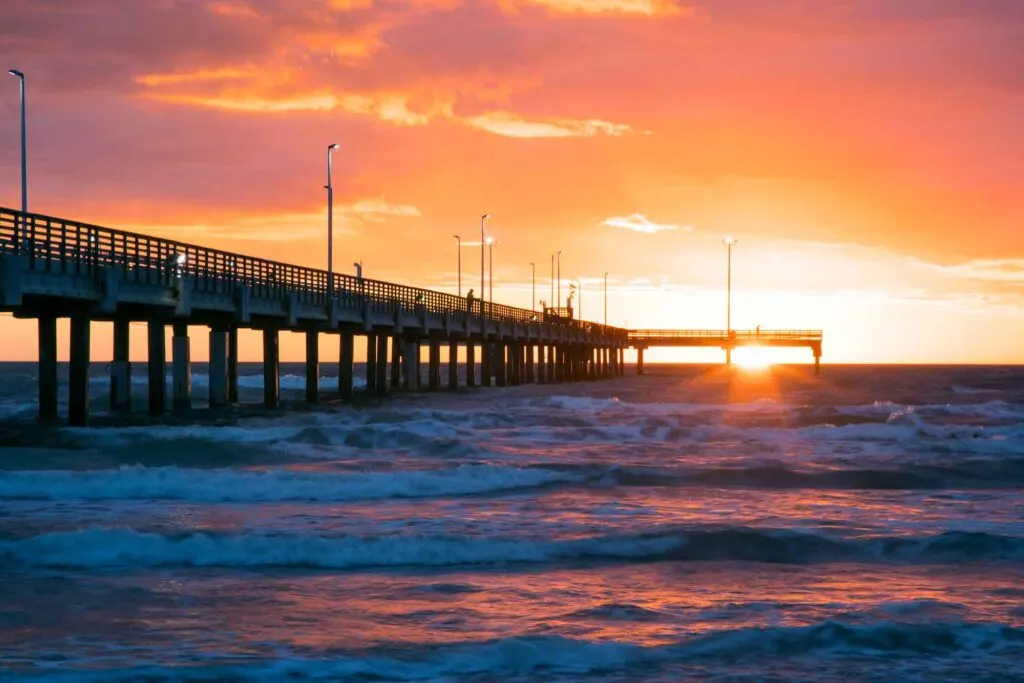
629, 329, 824, 374
0, 207, 627, 425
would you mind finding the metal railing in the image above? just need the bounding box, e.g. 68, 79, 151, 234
630, 329, 823, 341
0, 207, 627, 340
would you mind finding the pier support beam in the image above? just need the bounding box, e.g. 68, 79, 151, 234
38, 316, 58, 421
495, 343, 507, 387
526, 344, 535, 384
448, 341, 458, 390
428, 341, 441, 391
391, 335, 402, 389
466, 343, 476, 387
637, 348, 645, 375
365, 334, 378, 394
68, 314, 90, 426
481, 343, 491, 387
725, 348, 732, 366
148, 320, 166, 415
172, 323, 191, 413
263, 328, 280, 409
305, 329, 319, 404
227, 326, 239, 404
208, 326, 228, 408
814, 350, 821, 376
339, 332, 354, 400
110, 318, 131, 413
402, 340, 419, 391
376, 335, 389, 396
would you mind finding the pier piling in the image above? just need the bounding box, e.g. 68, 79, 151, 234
37, 315, 57, 421
68, 314, 90, 426
148, 320, 166, 415
110, 318, 131, 413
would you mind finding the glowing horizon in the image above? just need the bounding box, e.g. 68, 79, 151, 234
2, 1, 1024, 364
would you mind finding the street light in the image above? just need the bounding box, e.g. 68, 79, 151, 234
453, 234, 462, 296
529, 262, 536, 312
485, 236, 497, 306
557, 250, 563, 310
723, 236, 738, 334
324, 143, 339, 297
550, 254, 555, 312
9, 69, 26, 251
480, 214, 490, 316
604, 272, 608, 326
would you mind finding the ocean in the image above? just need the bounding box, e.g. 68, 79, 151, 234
2, 362, 1024, 681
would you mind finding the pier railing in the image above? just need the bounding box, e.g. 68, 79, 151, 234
630, 329, 823, 342
0, 208, 626, 340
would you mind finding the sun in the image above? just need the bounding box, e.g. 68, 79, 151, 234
733, 346, 774, 369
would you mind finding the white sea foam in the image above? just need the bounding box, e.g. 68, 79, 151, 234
0, 463, 587, 502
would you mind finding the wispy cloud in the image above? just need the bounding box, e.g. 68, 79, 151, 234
462, 112, 636, 138
603, 214, 689, 234
499, 0, 692, 16
133, 199, 421, 243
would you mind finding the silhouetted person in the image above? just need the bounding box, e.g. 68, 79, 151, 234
466, 288, 475, 314
756, 325, 760, 336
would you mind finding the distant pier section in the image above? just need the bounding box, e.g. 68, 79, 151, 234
0, 207, 627, 425
629, 329, 824, 374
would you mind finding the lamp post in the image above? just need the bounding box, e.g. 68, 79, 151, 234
453, 234, 462, 296
8, 69, 25, 251
480, 214, 490, 316
530, 262, 536, 311
324, 143, 339, 296
604, 272, 608, 326
557, 250, 563, 309
486, 236, 496, 306
550, 254, 554, 312
723, 237, 738, 334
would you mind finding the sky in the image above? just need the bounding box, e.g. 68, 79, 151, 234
1, 0, 1023, 363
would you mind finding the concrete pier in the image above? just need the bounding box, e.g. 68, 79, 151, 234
227, 326, 239, 404
148, 320, 166, 415
305, 329, 319, 403
466, 343, 476, 387
38, 316, 58, 421
448, 341, 458, 390
68, 314, 90, 426
637, 348, 645, 375
375, 334, 388, 396
339, 331, 354, 400
402, 340, 419, 391
110, 318, 131, 413
172, 322, 191, 412
428, 341, 441, 391
391, 335, 402, 389
495, 343, 507, 387
366, 333, 378, 394
263, 328, 279, 409
208, 326, 228, 408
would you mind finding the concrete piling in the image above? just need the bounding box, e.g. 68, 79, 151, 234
68, 314, 90, 426
37, 315, 58, 421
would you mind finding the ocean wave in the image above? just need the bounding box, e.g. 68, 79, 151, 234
610, 460, 1024, 489
5, 621, 1024, 682
0, 463, 589, 502
4, 527, 1023, 569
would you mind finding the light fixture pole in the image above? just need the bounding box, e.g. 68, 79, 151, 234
530, 262, 536, 311
604, 271, 608, 326
8, 69, 25, 251
453, 234, 462, 296
486, 237, 496, 306
325, 143, 339, 296
557, 250, 563, 309
480, 214, 490, 316
723, 237, 738, 333
550, 254, 554, 311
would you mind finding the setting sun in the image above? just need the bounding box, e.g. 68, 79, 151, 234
733, 346, 774, 369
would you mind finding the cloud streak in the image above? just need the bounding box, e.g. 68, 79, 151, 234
603, 214, 689, 234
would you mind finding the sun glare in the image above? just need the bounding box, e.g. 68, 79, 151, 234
733, 346, 774, 369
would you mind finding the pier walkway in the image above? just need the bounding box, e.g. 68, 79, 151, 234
629, 329, 824, 374
0, 208, 627, 425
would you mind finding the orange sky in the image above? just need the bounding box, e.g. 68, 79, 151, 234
2, 0, 1023, 363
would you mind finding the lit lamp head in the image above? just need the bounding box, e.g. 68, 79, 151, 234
723, 236, 738, 246
328, 143, 339, 151
8, 69, 24, 80
485, 236, 494, 246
